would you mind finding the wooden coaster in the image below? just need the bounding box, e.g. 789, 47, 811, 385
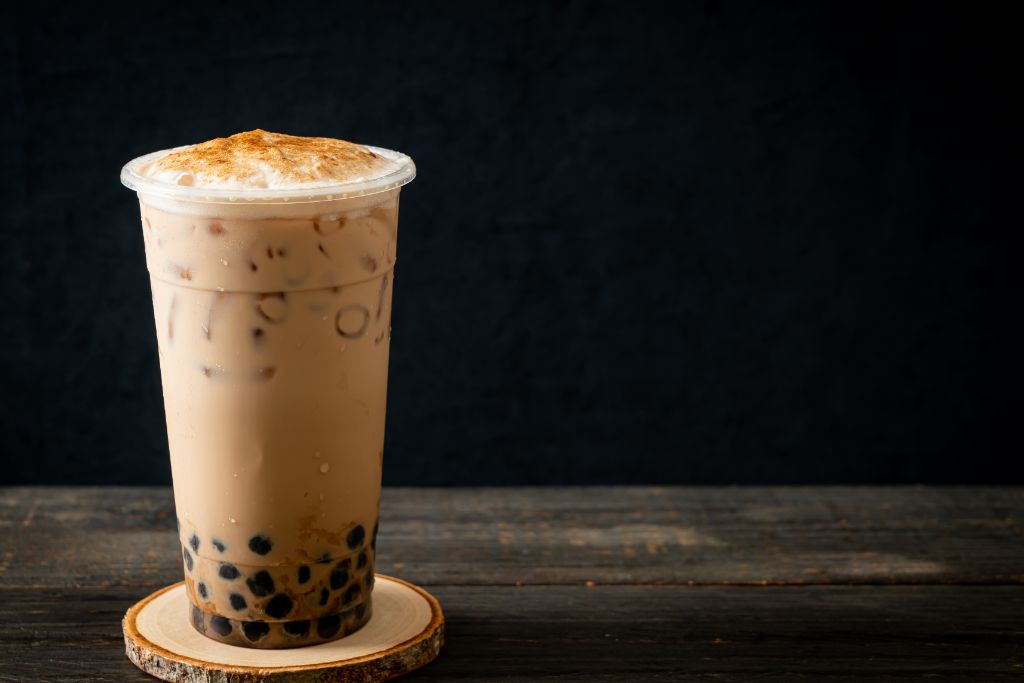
123, 575, 444, 682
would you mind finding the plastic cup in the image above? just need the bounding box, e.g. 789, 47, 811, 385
120, 145, 415, 648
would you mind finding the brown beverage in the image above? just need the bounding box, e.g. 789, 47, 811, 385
120, 131, 415, 648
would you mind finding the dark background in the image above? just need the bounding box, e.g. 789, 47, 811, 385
1, 2, 1018, 485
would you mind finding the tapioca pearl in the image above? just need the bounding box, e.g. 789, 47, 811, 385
265, 594, 294, 619
197, 582, 209, 600
283, 620, 310, 637
363, 573, 373, 591
355, 602, 367, 620
298, 565, 310, 584
372, 521, 379, 550
255, 293, 287, 323
336, 557, 351, 570
212, 539, 226, 553
191, 605, 205, 633
189, 533, 200, 552
335, 305, 369, 339
347, 524, 366, 549
330, 568, 348, 590
210, 615, 232, 636
248, 534, 273, 555
342, 584, 361, 606
316, 614, 341, 639
247, 570, 275, 597
319, 588, 329, 606
229, 593, 247, 611
357, 551, 368, 570
219, 563, 240, 580
242, 621, 269, 643
183, 548, 194, 572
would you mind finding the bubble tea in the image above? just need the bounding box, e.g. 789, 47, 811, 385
120, 131, 415, 648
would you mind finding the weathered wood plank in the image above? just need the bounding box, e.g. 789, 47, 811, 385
0, 585, 1021, 681
1, 487, 1022, 588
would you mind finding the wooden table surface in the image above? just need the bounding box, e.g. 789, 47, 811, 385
0, 486, 1022, 681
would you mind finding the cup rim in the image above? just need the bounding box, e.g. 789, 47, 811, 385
120, 144, 416, 204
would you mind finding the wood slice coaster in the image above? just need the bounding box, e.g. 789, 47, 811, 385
123, 575, 444, 682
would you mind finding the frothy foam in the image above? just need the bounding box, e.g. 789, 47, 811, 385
138, 130, 402, 191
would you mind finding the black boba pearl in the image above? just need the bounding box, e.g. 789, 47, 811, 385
212, 539, 226, 553
357, 552, 367, 570
210, 615, 232, 636
342, 584, 361, 605
346, 525, 365, 549
355, 602, 367, 620
229, 593, 247, 611
337, 557, 351, 570
242, 620, 269, 642
248, 534, 272, 555
189, 533, 200, 552
197, 582, 208, 600
191, 605, 205, 633
219, 563, 240, 580
319, 588, 329, 606
363, 573, 373, 590
247, 570, 275, 597
283, 619, 310, 637
330, 568, 348, 590
183, 548, 194, 572
298, 565, 310, 584
371, 521, 379, 550
265, 593, 293, 619
317, 614, 341, 639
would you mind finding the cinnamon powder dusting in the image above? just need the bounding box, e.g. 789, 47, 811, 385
148, 129, 388, 188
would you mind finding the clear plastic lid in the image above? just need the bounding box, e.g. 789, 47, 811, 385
120, 144, 416, 204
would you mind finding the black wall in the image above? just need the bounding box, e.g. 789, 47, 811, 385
1, 2, 1018, 485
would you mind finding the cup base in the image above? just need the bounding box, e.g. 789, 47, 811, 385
189, 596, 373, 649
